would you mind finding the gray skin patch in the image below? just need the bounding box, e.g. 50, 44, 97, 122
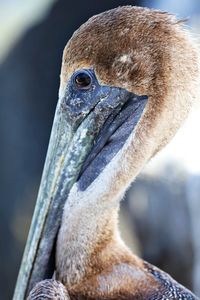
63, 69, 148, 191
78, 94, 147, 190
62, 68, 148, 191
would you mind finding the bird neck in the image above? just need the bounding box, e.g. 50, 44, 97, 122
56, 194, 126, 288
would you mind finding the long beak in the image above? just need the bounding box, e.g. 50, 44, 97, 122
13, 82, 132, 299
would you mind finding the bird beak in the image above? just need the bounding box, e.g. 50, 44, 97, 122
13, 99, 108, 298
13, 71, 148, 299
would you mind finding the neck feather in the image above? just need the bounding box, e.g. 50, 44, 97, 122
56, 192, 125, 287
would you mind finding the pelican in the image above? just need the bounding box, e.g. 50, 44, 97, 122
14, 6, 200, 300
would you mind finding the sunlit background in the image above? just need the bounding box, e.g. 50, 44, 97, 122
0, 0, 200, 299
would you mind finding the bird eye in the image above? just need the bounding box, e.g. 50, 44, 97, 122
74, 71, 92, 90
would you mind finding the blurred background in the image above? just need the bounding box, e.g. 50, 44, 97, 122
0, 0, 200, 299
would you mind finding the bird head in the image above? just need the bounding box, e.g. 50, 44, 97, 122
59, 6, 199, 190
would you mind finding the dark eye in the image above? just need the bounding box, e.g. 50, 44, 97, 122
74, 71, 92, 90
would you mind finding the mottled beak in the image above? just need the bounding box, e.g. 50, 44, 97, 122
13, 69, 148, 299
